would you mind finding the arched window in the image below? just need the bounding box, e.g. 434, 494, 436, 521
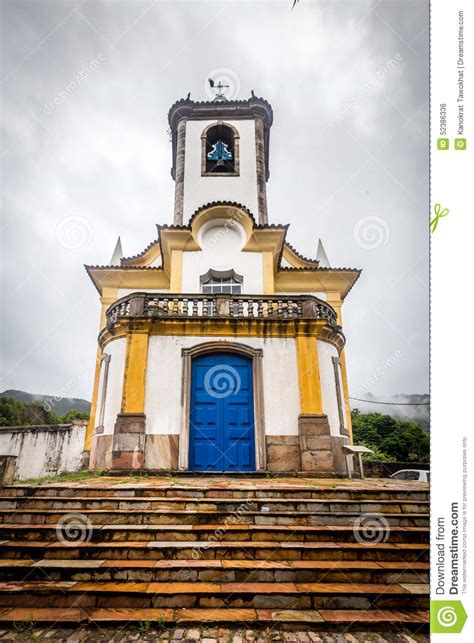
201, 123, 239, 176
200, 269, 243, 294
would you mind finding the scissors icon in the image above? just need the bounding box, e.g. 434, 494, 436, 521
430, 203, 449, 233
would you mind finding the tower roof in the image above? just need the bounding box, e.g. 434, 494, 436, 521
168, 93, 273, 130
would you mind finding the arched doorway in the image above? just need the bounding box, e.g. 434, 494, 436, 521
189, 352, 256, 472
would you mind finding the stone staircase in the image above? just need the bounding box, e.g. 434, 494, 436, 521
0, 476, 429, 634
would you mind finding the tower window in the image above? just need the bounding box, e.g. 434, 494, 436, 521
202, 123, 240, 176
200, 269, 243, 294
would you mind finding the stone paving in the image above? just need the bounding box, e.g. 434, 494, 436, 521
0, 627, 430, 642
12, 474, 428, 494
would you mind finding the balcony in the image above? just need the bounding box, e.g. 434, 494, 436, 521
105, 292, 339, 332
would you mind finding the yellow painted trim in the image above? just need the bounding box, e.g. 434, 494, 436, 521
169, 250, 183, 292
87, 267, 170, 295
295, 334, 323, 414
121, 329, 150, 413
189, 204, 254, 246
282, 245, 317, 269
100, 318, 337, 344
326, 291, 342, 324
275, 271, 360, 299
84, 347, 102, 453
100, 293, 117, 328
262, 252, 275, 294
121, 241, 161, 267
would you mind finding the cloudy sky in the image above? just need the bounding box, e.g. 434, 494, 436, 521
1, 0, 429, 414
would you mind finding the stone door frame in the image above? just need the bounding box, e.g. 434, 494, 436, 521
179, 341, 266, 471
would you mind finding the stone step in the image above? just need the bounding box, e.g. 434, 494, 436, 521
0, 508, 430, 527
1, 483, 429, 502
0, 558, 429, 584
0, 606, 429, 629
0, 495, 430, 514
0, 539, 429, 562
0, 523, 429, 544
0, 580, 429, 610
0, 476, 430, 633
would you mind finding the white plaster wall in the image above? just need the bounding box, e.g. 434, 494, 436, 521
144, 335, 300, 436
182, 119, 259, 222
0, 424, 86, 480
101, 338, 126, 435
317, 340, 347, 436
182, 220, 264, 293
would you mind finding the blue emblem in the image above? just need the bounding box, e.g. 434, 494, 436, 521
207, 140, 233, 162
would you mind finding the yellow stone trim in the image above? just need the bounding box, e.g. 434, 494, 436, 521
190, 204, 254, 245
99, 318, 344, 351
87, 267, 170, 295
121, 242, 161, 267
262, 252, 275, 294
282, 244, 317, 269
326, 291, 342, 323
169, 250, 183, 292
84, 347, 102, 453
295, 334, 323, 414
100, 289, 117, 328
121, 328, 150, 413
275, 271, 360, 299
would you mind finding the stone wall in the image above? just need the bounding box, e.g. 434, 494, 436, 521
0, 423, 86, 480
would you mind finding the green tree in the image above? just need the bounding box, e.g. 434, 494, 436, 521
0, 397, 24, 426
21, 402, 58, 425
351, 409, 429, 463
0, 398, 59, 427
60, 410, 90, 423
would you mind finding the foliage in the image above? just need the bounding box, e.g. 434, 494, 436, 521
0, 396, 89, 427
351, 409, 429, 463
0, 397, 24, 426
59, 409, 90, 423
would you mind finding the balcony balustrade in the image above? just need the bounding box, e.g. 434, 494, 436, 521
105, 292, 338, 332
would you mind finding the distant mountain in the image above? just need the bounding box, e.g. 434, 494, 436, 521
350, 393, 430, 432
0, 390, 91, 416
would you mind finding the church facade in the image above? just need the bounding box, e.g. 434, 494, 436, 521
85, 94, 360, 475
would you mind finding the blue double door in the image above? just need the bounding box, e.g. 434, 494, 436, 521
189, 352, 256, 472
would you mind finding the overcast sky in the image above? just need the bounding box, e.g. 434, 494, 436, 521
1, 0, 429, 414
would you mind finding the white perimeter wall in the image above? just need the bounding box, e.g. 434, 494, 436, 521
0, 424, 86, 480
317, 339, 347, 437
144, 335, 300, 436
182, 119, 259, 222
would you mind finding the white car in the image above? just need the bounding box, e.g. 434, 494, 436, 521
390, 469, 430, 482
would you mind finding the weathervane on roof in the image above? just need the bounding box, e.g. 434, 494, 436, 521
208, 77, 229, 101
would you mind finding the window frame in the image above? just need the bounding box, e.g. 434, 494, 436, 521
200, 268, 244, 295
201, 121, 240, 177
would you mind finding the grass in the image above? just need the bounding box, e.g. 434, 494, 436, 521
16, 470, 103, 485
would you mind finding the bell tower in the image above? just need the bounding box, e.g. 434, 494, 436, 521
168, 92, 273, 225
